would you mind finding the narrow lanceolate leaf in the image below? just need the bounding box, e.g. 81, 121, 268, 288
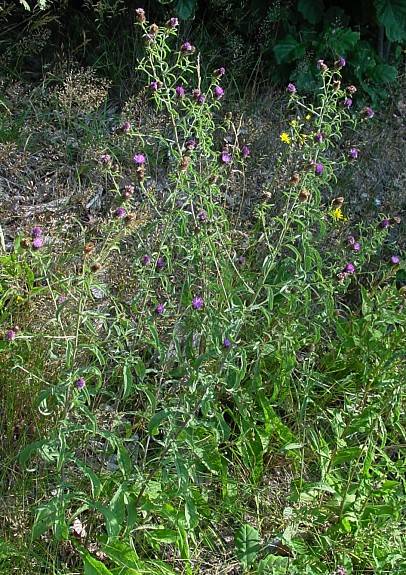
235, 524, 260, 569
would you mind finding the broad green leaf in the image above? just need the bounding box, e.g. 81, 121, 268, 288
235, 524, 260, 569
298, 0, 324, 24
374, 0, 406, 41
273, 35, 305, 64
176, 0, 197, 19
103, 541, 140, 569
371, 63, 397, 83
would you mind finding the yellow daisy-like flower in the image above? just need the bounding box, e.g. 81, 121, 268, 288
330, 207, 347, 222
280, 132, 291, 145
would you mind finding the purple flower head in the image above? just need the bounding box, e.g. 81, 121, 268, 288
133, 153, 146, 165
185, 138, 197, 150
287, 83, 296, 94
197, 94, 206, 105
115, 207, 127, 219
214, 85, 224, 100
5, 329, 16, 342
336, 56, 346, 68
214, 67, 225, 78
353, 242, 361, 252
175, 85, 186, 98
349, 147, 359, 159
223, 338, 231, 349
343, 97, 352, 108
221, 151, 232, 164
380, 219, 390, 229
156, 256, 165, 270
143, 33, 155, 44
121, 121, 131, 133
364, 106, 374, 118
75, 377, 86, 390
197, 209, 208, 222
192, 296, 204, 310
57, 294, 67, 305
315, 162, 324, 175
347, 235, 356, 246
314, 132, 323, 143
241, 145, 250, 158
155, 303, 165, 315
181, 42, 195, 54
135, 8, 146, 22
390, 255, 400, 265
335, 567, 347, 575
344, 262, 355, 274
142, 254, 151, 265
100, 153, 112, 165
166, 17, 179, 28
32, 236, 44, 250
31, 226, 43, 238
123, 184, 135, 199
149, 80, 160, 91
237, 255, 246, 266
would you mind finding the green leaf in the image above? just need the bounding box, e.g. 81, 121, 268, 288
298, 0, 324, 24
325, 27, 360, 53
374, 0, 406, 42
235, 524, 260, 569
75, 460, 102, 498
103, 541, 140, 569
122, 362, 134, 399
273, 35, 305, 64
83, 552, 114, 575
148, 410, 169, 436
176, 0, 197, 20
371, 63, 397, 83
333, 447, 362, 465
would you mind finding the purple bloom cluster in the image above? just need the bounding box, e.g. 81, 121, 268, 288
214, 85, 224, 100
181, 42, 195, 54
336, 56, 346, 68
221, 151, 231, 164
364, 106, 374, 118
75, 377, 86, 390
166, 17, 178, 28
133, 153, 146, 165
343, 97, 352, 108
5, 329, 16, 342
315, 163, 324, 175
214, 67, 225, 78
149, 80, 160, 91
380, 219, 390, 229
241, 145, 250, 158
223, 338, 231, 349
155, 303, 165, 315
287, 83, 296, 94
175, 85, 186, 98
100, 153, 112, 165
314, 132, 323, 143
156, 257, 165, 270
390, 255, 400, 265
192, 296, 204, 310
142, 254, 151, 265
115, 207, 127, 219
197, 209, 208, 222
31, 226, 45, 250
349, 147, 359, 159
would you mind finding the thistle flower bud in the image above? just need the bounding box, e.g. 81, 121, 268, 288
83, 242, 95, 254
91, 263, 102, 272
333, 197, 344, 207
150, 23, 159, 35
180, 156, 191, 171
166, 17, 179, 28
347, 85, 357, 95
289, 172, 300, 185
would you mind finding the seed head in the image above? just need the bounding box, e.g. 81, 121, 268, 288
150, 23, 159, 35
333, 197, 344, 207
83, 242, 95, 254
299, 189, 310, 202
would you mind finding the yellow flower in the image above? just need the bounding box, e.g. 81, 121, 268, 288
280, 132, 291, 145
289, 119, 298, 128
305, 113, 312, 121
330, 207, 347, 222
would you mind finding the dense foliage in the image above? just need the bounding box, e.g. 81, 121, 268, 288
0, 4, 405, 575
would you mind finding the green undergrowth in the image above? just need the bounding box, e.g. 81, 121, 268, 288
0, 11, 405, 575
